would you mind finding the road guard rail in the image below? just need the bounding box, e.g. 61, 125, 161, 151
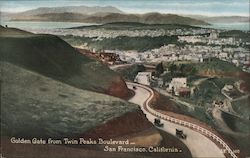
127, 82, 238, 158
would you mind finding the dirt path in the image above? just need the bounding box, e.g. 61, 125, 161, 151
212, 108, 233, 133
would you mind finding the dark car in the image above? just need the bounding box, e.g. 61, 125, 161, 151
176, 129, 187, 139
154, 118, 164, 127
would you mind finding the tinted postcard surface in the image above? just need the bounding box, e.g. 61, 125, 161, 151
0, 0, 249, 158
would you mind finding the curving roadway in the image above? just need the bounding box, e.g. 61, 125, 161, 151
127, 82, 238, 158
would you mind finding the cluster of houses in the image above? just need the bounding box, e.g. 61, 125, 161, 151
76, 48, 124, 65
30, 26, 249, 73
134, 71, 191, 97
98, 52, 124, 65
178, 31, 243, 46
105, 47, 208, 64
134, 68, 249, 101
29, 27, 211, 39
104, 41, 249, 72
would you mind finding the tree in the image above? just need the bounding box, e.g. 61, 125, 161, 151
156, 62, 164, 76
180, 64, 186, 74
169, 64, 177, 75
191, 67, 198, 75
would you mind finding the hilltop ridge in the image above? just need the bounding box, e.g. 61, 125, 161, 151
0, 26, 131, 98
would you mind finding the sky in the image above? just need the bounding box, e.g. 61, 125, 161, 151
0, 0, 249, 16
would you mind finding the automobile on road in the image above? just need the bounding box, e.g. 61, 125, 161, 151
154, 118, 164, 127
176, 129, 187, 139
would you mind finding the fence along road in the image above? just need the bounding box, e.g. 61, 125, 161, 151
127, 82, 238, 158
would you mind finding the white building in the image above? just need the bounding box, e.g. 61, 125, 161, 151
218, 52, 228, 59
134, 72, 152, 86
209, 31, 218, 39
232, 59, 240, 67
168, 77, 187, 95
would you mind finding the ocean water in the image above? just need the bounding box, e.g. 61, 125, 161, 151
0, 20, 98, 29
1, 20, 249, 31
197, 22, 249, 31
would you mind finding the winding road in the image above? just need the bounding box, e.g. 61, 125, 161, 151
127, 82, 238, 158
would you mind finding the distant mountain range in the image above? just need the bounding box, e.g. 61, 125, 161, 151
10, 12, 209, 25
3, 5, 249, 25
15, 5, 123, 16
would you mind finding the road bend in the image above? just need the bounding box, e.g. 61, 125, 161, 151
127, 82, 238, 158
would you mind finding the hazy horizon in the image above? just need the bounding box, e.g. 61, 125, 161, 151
0, 0, 249, 17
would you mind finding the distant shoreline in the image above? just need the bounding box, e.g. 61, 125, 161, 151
195, 22, 250, 31
1, 19, 249, 31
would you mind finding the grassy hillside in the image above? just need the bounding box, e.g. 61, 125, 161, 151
62, 35, 179, 51
0, 25, 33, 37
193, 58, 242, 75
219, 30, 250, 43
1, 62, 137, 138
231, 97, 250, 119
0, 27, 129, 96
189, 77, 237, 104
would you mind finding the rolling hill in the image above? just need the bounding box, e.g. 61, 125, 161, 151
0, 25, 160, 146
0, 26, 194, 158
0, 26, 131, 98
1, 61, 139, 138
